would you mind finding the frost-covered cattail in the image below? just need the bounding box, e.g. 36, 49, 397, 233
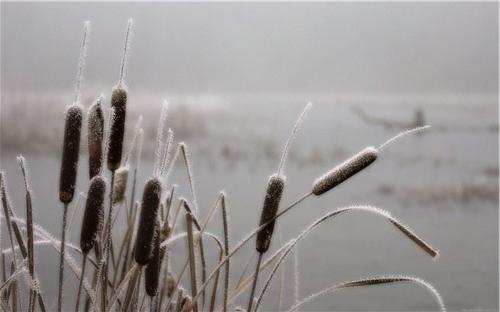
107, 86, 127, 171
107, 19, 133, 171
75, 175, 105, 311
112, 165, 129, 204
87, 96, 104, 178
59, 104, 84, 203
256, 174, 285, 253
58, 21, 90, 312
145, 222, 166, 297
134, 177, 162, 265
80, 176, 106, 254
312, 147, 378, 196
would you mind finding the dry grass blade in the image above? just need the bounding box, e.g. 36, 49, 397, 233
287, 275, 445, 312
185, 213, 198, 312
16, 156, 37, 312
221, 194, 230, 312
254, 205, 438, 311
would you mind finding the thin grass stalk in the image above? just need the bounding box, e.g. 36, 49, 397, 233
75, 255, 87, 312
185, 213, 198, 312
247, 253, 263, 312
17, 157, 37, 312
220, 194, 230, 312
180, 144, 199, 215
208, 250, 223, 312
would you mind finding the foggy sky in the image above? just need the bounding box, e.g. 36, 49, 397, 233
1, 2, 498, 96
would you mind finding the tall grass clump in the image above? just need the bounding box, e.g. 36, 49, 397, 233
57, 21, 89, 312
0, 17, 445, 312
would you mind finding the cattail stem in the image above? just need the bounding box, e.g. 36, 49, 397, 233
119, 19, 133, 86
378, 125, 431, 151
247, 253, 263, 312
277, 103, 312, 176
57, 203, 69, 312
75, 255, 87, 312
74, 21, 90, 105
101, 170, 115, 311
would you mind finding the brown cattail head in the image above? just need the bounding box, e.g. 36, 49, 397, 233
145, 221, 165, 297
87, 97, 104, 178
59, 104, 83, 203
107, 86, 127, 171
112, 165, 129, 204
80, 176, 106, 254
312, 146, 378, 196
134, 177, 162, 265
256, 174, 285, 253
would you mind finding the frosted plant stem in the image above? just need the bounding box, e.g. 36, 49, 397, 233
247, 253, 263, 312
57, 203, 69, 312
75, 255, 87, 312
119, 19, 133, 86
102, 170, 115, 311
74, 22, 90, 104
378, 125, 431, 151
277, 102, 312, 176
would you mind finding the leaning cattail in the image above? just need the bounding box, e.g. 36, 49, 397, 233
134, 177, 162, 265
80, 176, 106, 254
256, 174, 285, 253
312, 146, 378, 196
87, 96, 104, 178
112, 165, 129, 204
59, 104, 84, 203
107, 86, 127, 171
145, 222, 165, 297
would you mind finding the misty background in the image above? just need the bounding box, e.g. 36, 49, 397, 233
0, 2, 498, 311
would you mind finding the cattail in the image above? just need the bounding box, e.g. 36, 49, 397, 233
134, 177, 162, 265
181, 295, 193, 312
59, 104, 84, 203
166, 271, 176, 298
58, 21, 90, 312
107, 86, 127, 171
112, 165, 129, 204
80, 176, 106, 254
312, 146, 378, 196
75, 175, 105, 311
256, 174, 285, 253
87, 96, 104, 178
145, 222, 166, 297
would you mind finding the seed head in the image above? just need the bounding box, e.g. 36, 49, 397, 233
80, 176, 106, 254
112, 165, 129, 204
134, 177, 162, 265
59, 104, 83, 203
88, 96, 104, 178
107, 86, 127, 171
312, 147, 378, 196
145, 221, 166, 297
256, 174, 285, 253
